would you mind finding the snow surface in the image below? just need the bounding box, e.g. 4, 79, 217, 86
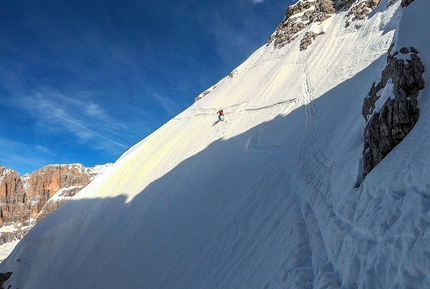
373, 79, 395, 116
0, 241, 19, 262
1, 1, 430, 288
49, 185, 85, 201
0, 168, 13, 183
0, 226, 16, 233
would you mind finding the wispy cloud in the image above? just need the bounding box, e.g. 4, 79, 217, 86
42, 107, 128, 149
17, 91, 129, 149
252, 0, 265, 3
152, 93, 182, 116
0, 137, 49, 174
35, 145, 51, 154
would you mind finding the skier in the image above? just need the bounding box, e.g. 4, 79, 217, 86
217, 110, 224, 121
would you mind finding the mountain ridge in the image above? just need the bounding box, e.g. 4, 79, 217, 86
0, 163, 111, 245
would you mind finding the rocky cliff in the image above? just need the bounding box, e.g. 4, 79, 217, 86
264, 0, 425, 178
362, 42, 425, 177
268, 0, 337, 49
268, 0, 382, 50
0, 164, 111, 244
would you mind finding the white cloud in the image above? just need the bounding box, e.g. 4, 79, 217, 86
0, 137, 48, 174
252, 0, 265, 3
17, 91, 128, 149
153, 93, 180, 116
35, 145, 51, 154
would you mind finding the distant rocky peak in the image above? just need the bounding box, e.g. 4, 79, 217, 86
0, 163, 111, 245
0, 166, 15, 181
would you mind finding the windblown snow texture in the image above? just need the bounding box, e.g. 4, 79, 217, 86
1, 1, 429, 288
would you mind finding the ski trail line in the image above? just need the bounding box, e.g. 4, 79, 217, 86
299, 63, 315, 130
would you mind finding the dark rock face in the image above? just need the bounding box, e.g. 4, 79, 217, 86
362, 45, 425, 177
0, 271, 12, 289
401, 0, 415, 8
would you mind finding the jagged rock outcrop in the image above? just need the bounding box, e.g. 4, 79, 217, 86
401, 0, 415, 8
194, 85, 218, 102
300, 31, 326, 51
0, 168, 24, 227
0, 272, 12, 289
268, 0, 337, 49
268, 0, 385, 49
0, 164, 110, 244
228, 69, 238, 78
195, 90, 211, 102
362, 44, 425, 177
345, 0, 381, 27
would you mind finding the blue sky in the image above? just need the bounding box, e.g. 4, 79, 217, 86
0, 0, 291, 175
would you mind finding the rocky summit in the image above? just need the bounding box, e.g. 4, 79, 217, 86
268, 0, 385, 50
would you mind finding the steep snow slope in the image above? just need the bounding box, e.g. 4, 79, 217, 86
1, 1, 429, 288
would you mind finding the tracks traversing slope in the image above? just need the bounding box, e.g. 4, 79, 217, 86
299, 62, 331, 169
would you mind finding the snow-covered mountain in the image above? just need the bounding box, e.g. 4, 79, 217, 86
0, 0, 429, 288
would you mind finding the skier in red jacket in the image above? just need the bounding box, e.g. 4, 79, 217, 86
217, 110, 224, 121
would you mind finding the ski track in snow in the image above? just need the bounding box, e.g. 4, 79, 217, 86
189, 99, 298, 119
287, 7, 404, 288
299, 61, 331, 169
243, 56, 346, 288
